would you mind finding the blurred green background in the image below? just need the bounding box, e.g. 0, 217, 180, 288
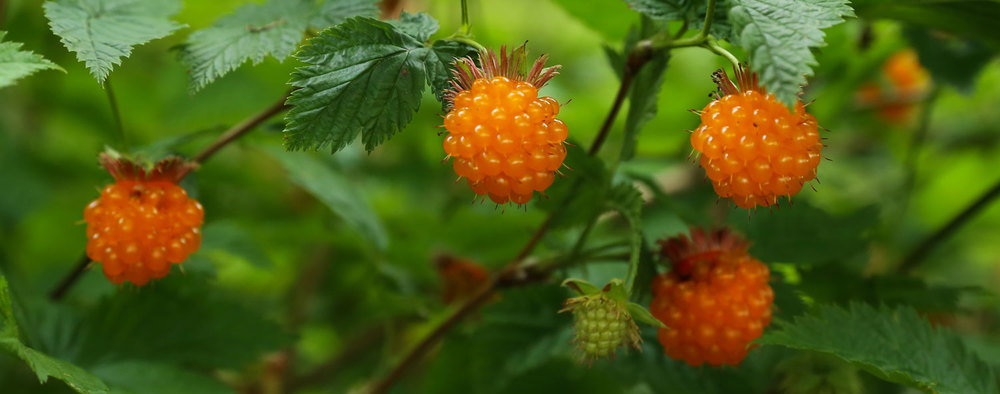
2, 0, 1000, 392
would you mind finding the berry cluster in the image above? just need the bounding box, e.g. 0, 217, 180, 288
651, 228, 773, 366
691, 66, 823, 209
443, 46, 567, 205
84, 155, 203, 286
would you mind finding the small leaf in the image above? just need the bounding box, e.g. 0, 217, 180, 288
757, 303, 998, 394
0, 276, 111, 394
0, 31, 63, 88
731, 204, 876, 266
178, 0, 315, 93
729, 0, 854, 107
388, 11, 438, 43
44, 0, 184, 83
265, 148, 388, 250
283, 17, 436, 153
627, 302, 667, 328
561, 278, 602, 296
310, 0, 379, 30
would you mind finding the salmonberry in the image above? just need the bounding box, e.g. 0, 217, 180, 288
435, 254, 489, 304
856, 49, 931, 124
442, 45, 567, 205
84, 153, 203, 286
561, 280, 641, 362
690, 66, 823, 209
651, 228, 773, 366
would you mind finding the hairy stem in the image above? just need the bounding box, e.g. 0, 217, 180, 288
898, 176, 1000, 273
104, 78, 127, 149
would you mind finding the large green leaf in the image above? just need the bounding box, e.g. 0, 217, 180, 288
624, 0, 692, 21
71, 276, 287, 370
178, 0, 315, 93
729, 0, 854, 106
758, 303, 999, 394
388, 11, 439, 43
43, 0, 184, 83
310, 0, 379, 30
731, 204, 876, 265
0, 276, 110, 393
91, 361, 231, 394
0, 31, 63, 88
283, 17, 457, 153
852, 0, 1000, 51
265, 148, 388, 250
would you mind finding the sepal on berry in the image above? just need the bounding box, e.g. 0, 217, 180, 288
99, 148, 197, 184
658, 228, 748, 277
444, 43, 561, 111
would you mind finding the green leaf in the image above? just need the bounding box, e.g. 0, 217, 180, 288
619, 24, 671, 161
424, 40, 477, 107
757, 303, 999, 394
43, 0, 184, 84
388, 11, 438, 43
72, 276, 288, 370
904, 28, 996, 93
729, 0, 854, 107
310, 0, 379, 30
799, 264, 979, 313
626, 302, 666, 328
0, 31, 63, 88
852, 0, 1000, 51
731, 204, 876, 266
178, 0, 314, 93
265, 148, 388, 250
284, 17, 440, 153
91, 361, 230, 394
624, 0, 691, 21
196, 220, 273, 268
0, 276, 111, 393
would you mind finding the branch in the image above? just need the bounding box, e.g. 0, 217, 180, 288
48, 254, 90, 300
899, 176, 1000, 273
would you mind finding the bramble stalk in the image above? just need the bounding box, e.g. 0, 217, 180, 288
460, 0, 470, 34
898, 176, 1000, 273
104, 78, 128, 149
49, 92, 291, 301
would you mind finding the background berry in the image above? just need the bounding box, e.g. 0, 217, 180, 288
84, 180, 203, 286
651, 228, 773, 366
691, 68, 823, 209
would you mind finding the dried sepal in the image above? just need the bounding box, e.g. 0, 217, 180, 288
443, 43, 562, 111
658, 228, 749, 277
98, 149, 197, 184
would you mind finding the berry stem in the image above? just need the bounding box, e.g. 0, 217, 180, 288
898, 175, 1000, 273
49, 254, 89, 301
104, 78, 128, 149
704, 39, 740, 70
460, 0, 470, 35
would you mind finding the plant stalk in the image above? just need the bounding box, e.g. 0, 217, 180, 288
104, 78, 127, 149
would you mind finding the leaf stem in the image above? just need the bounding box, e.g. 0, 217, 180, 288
704, 39, 740, 69
104, 78, 127, 149
898, 176, 1000, 273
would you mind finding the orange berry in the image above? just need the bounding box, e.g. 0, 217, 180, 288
84, 154, 203, 286
691, 67, 822, 208
436, 255, 490, 304
442, 46, 566, 205
651, 228, 773, 367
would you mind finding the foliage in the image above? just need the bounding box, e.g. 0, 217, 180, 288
3, 0, 1000, 392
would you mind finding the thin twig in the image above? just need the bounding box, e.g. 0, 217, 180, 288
49, 254, 89, 301
898, 176, 1000, 273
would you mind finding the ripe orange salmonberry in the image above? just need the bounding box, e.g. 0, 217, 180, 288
442, 45, 567, 205
435, 255, 490, 304
691, 66, 823, 209
650, 228, 773, 366
856, 49, 931, 124
84, 154, 203, 286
